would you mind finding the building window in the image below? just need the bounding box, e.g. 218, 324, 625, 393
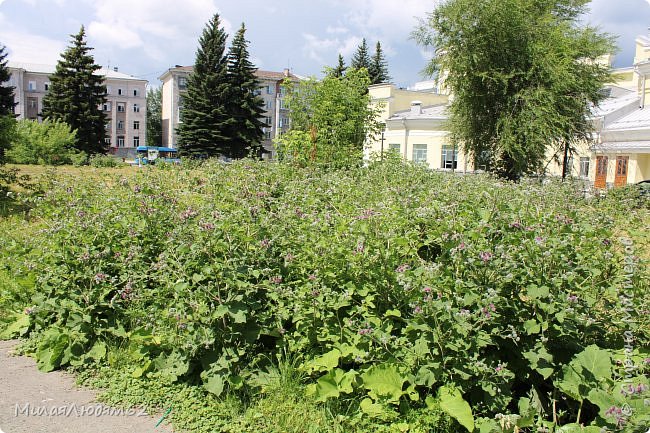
133, 120, 140, 130
579, 157, 590, 178
133, 136, 140, 147
117, 120, 124, 130
117, 103, 125, 112
266, 100, 273, 110
441, 145, 458, 169
264, 130, 272, 140
107, 86, 112, 95
389, 143, 400, 153
265, 116, 272, 126
279, 117, 289, 128
413, 144, 428, 164
133, 89, 139, 97
133, 104, 140, 113
266, 85, 274, 94
28, 99, 38, 109
105, 122, 111, 130
118, 88, 123, 96
104, 137, 111, 146
102, 102, 111, 112
117, 136, 125, 147
28, 81, 36, 91
254, 88, 262, 96
178, 77, 187, 89
279, 99, 287, 109
44, 82, 50, 91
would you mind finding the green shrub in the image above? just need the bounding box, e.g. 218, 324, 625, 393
89, 154, 122, 168
6, 119, 78, 165
1, 160, 647, 432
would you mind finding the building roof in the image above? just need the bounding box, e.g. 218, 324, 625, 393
159, 65, 300, 81
604, 106, 650, 131
592, 141, 650, 152
388, 104, 448, 121
8, 61, 146, 81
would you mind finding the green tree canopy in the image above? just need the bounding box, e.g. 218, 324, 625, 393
226, 23, 266, 159
177, 14, 232, 158
368, 41, 390, 85
412, 0, 615, 180
351, 39, 371, 71
41, 27, 107, 156
277, 68, 382, 168
146, 86, 162, 147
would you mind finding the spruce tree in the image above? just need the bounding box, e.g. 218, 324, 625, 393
0, 44, 16, 163
0, 44, 16, 116
177, 14, 231, 158
42, 27, 107, 155
350, 38, 371, 71
145, 87, 162, 147
226, 23, 266, 159
369, 41, 390, 84
331, 54, 347, 78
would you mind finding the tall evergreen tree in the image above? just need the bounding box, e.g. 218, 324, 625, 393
42, 27, 107, 155
368, 41, 390, 84
350, 38, 371, 71
330, 54, 347, 78
145, 86, 162, 147
0, 44, 16, 163
0, 44, 16, 116
177, 14, 232, 158
226, 23, 266, 159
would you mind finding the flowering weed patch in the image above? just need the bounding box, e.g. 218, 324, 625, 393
0, 160, 648, 432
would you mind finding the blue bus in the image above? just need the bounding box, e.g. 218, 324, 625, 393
135, 146, 181, 165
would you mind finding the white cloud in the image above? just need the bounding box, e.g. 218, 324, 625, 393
87, 0, 232, 58
302, 33, 363, 65
0, 30, 65, 64
332, 0, 436, 40
326, 25, 349, 34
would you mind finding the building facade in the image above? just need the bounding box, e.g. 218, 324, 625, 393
366, 83, 475, 172
7, 62, 147, 157
158, 66, 300, 155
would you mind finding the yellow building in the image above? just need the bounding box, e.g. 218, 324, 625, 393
366, 83, 474, 171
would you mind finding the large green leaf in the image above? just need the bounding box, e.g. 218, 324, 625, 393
438, 385, 475, 432
306, 349, 341, 373
313, 368, 356, 402
204, 374, 225, 396
573, 345, 611, 380
361, 364, 405, 403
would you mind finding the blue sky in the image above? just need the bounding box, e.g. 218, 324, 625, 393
1, 0, 650, 88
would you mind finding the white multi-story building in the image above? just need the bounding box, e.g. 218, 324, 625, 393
158, 65, 300, 155
7, 62, 147, 156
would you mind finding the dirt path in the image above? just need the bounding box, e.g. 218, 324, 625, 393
0, 340, 175, 433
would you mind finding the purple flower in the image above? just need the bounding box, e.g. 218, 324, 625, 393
534, 236, 544, 245
358, 327, 373, 335
308, 274, 317, 281
354, 242, 365, 254
311, 290, 320, 297
602, 238, 611, 246
180, 208, 198, 221
510, 221, 522, 229
457, 242, 466, 251
567, 294, 578, 303
199, 221, 215, 231
260, 239, 270, 248
94, 273, 108, 283
479, 251, 493, 263
396, 264, 410, 273
24, 307, 35, 315
423, 287, 432, 293
270, 276, 283, 284
413, 306, 423, 314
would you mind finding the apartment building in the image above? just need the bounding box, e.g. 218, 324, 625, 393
7, 62, 147, 156
158, 66, 299, 155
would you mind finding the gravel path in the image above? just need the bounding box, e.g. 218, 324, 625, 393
0, 340, 175, 433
